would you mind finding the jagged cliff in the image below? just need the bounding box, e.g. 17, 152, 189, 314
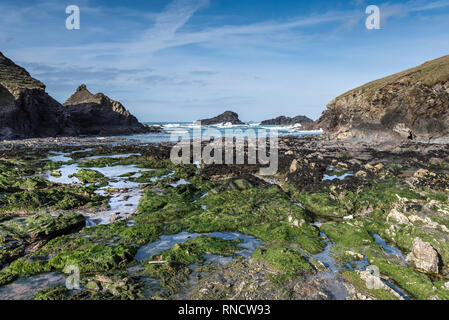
0, 52, 76, 139
63, 84, 159, 136
0, 52, 160, 140
315, 55, 449, 142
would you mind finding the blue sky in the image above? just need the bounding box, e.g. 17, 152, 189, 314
1, 0, 449, 122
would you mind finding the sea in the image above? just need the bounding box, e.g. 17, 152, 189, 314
123, 122, 323, 143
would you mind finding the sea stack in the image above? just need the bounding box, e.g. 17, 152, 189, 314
260, 115, 314, 127
0, 52, 76, 139
197, 110, 244, 125
314, 55, 449, 143
64, 84, 160, 136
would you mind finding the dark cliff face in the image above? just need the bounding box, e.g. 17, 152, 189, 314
260, 115, 314, 126
314, 55, 449, 142
0, 52, 77, 139
197, 110, 244, 125
63, 85, 158, 136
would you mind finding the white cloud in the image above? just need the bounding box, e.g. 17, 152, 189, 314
2, 0, 449, 121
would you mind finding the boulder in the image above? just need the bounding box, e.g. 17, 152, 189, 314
387, 208, 409, 225
289, 159, 299, 173
406, 237, 441, 273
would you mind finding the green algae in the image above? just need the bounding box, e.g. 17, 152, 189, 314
71, 169, 107, 185
0, 213, 164, 286
34, 285, 70, 300
252, 245, 312, 285
242, 222, 324, 254
0, 212, 85, 268
295, 179, 423, 219
78, 156, 175, 170
128, 168, 173, 183
370, 257, 449, 300
33, 274, 145, 300
48, 244, 134, 272
0, 187, 105, 213
341, 270, 400, 300
142, 235, 242, 295
4, 146, 449, 301
50, 170, 62, 177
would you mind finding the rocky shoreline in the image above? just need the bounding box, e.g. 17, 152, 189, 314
1, 48, 449, 301
0, 135, 448, 300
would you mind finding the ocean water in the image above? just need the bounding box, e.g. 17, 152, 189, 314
123, 122, 323, 143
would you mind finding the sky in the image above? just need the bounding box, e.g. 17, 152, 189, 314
1, 0, 449, 122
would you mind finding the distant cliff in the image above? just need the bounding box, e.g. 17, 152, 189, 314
314, 55, 449, 142
197, 111, 244, 125
0, 52, 76, 139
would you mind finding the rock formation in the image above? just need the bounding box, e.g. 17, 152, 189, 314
406, 237, 441, 274
64, 84, 160, 136
0, 52, 76, 139
260, 115, 314, 128
197, 111, 244, 125
314, 55, 449, 142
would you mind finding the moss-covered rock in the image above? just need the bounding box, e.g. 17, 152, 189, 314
142, 235, 242, 295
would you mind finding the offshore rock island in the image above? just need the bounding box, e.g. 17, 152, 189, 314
260, 115, 314, 127
196, 111, 245, 125
0, 53, 449, 301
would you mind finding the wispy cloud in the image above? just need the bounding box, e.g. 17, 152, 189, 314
2, 0, 449, 121
381, 0, 449, 22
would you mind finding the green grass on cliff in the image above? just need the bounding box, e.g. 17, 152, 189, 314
337, 54, 449, 101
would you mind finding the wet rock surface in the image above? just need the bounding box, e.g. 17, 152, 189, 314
406, 238, 441, 274
0, 135, 449, 300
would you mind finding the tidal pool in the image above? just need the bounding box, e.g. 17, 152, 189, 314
135, 231, 262, 262
322, 173, 354, 181
42, 154, 154, 226
373, 233, 408, 264
0, 273, 66, 300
